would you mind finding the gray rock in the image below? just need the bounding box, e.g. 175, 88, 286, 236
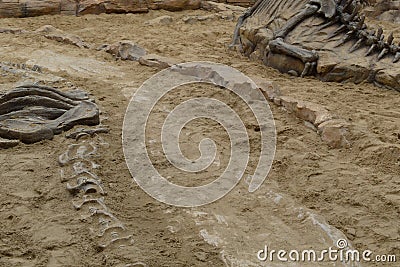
139, 54, 180, 69
101, 41, 147, 61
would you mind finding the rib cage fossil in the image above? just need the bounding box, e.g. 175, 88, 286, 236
0, 84, 100, 144
232, 0, 400, 90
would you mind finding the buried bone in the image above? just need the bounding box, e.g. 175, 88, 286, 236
58, 143, 98, 166
66, 127, 110, 140
0, 84, 99, 144
61, 167, 100, 182
98, 234, 134, 251
73, 195, 107, 210
98, 224, 126, 237
67, 177, 105, 195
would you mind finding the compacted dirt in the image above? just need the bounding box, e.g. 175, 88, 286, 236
0, 8, 399, 267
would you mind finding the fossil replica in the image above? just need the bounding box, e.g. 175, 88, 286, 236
59, 134, 135, 253
0, 84, 100, 144
231, 0, 400, 91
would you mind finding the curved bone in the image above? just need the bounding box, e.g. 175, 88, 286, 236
67, 177, 105, 195
0, 87, 81, 106
0, 95, 73, 115
349, 37, 365, 52
378, 48, 389, 60
88, 207, 119, 222
58, 143, 98, 165
230, 0, 265, 47
15, 84, 89, 101
0, 85, 99, 144
66, 127, 110, 140
327, 24, 347, 39
98, 234, 133, 251
98, 225, 126, 237
0, 107, 66, 121
335, 30, 355, 47
309, 0, 336, 18
73, 195, 106, 210
393, 52, 400, 63
274, 4, 319, 39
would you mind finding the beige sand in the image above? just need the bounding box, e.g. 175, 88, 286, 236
0, 9, 398, 267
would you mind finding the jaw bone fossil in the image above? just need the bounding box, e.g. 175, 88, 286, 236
232, 0, 400, 90
0, 84, 100, 144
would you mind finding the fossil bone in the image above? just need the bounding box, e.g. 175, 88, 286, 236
232, 0, 400, 90
0, 84, 99, 144
67, 177, 106, 195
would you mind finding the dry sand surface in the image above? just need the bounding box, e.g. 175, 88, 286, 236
0, 8, 399, 267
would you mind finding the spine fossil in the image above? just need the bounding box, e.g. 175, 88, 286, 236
327, 0, 400, 63
58, 131, 134, 252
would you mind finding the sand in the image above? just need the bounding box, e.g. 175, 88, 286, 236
0, 9, 399, 267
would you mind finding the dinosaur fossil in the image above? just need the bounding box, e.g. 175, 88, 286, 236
0, 84, 100, 144
231, 0, 400, 90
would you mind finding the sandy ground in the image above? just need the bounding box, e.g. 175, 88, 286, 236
0, 8, 399, 267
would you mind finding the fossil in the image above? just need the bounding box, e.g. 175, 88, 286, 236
59, 134, 135, 253
232, 0, 400, 90
0, 84, 100, 144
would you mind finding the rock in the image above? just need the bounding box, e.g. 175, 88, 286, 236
102, 41, 147, 61
279, 96, 336, 126
375, 69, 400, 91
0, 137, 19, 149
201, 1, 246, 12
318, 119, 350, 149
226, 0, 255, 7
249, 49, 262, 62
377, 10, 400, 23
145, 15, 173, 25
77, 0, 148, 15
139, 54, 180, 69
255, 76, 349, 148
0, 28, 25, 34
60, 0, 77, 15
266, 52, 304, 77
182, 14, 216, 23
362, 0, 400, 19
0, 0, 205, 18
251, 76, 281, 101
216, 10, 235, 21
26, 49, 124, 78
0, 0, 66, 18
182, 16, 197, 24
150, 0, 201, 11
35, 25, 89, 48
318, 62, 371, 85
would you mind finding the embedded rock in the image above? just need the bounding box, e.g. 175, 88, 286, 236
139, 54, 181, 69
35, 25, 90, 48
101, 41, 147, 61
